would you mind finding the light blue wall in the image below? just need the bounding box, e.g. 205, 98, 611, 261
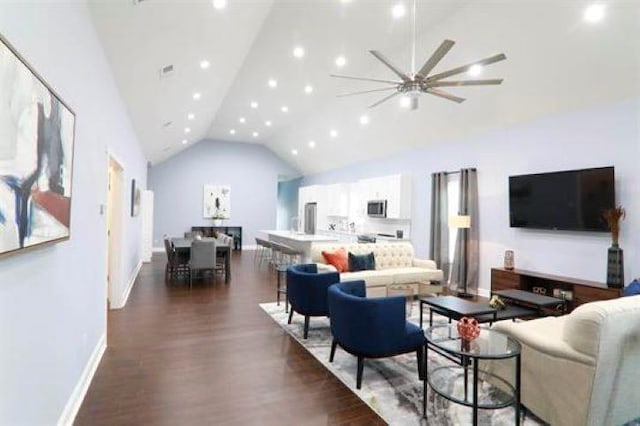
302, 100, 640, 292
277, 177, 302, 230
149, 140, 299, 247
0, 2, 148, 424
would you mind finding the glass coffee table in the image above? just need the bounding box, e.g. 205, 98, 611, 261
423, 325, 522, 426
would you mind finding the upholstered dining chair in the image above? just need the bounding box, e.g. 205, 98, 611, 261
189, 239, 217, 288
327, 280, 425, 389
286, 264, 340, 339
164, 237, 189, 282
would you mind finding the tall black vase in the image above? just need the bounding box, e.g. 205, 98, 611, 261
606, 244, 624, 288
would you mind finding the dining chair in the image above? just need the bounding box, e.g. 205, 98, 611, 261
189, 239, 217, 288
164, 237, 189, 282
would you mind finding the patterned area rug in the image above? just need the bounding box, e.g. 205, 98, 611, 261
260, 301, 545, 426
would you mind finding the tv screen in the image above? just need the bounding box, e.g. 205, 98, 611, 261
509, 167, 615, 232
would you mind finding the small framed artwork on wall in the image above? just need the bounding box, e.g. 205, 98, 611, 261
131, 179, 140, 217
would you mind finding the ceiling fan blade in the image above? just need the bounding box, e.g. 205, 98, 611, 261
368, 91, 401, 108
330, 74, 402, 85
426, 53, 507, 82
426, 88, 466, 103
337, 87, 398, 98
428, 78, 504, 88
416, 39, 455, 79
369, 50, 411, 82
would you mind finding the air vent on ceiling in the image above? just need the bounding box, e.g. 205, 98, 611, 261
159, 64, 174, 79
162, 121, 172, 128
132, 0, 150, 5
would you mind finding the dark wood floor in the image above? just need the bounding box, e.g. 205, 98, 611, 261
75, 251, 385, 425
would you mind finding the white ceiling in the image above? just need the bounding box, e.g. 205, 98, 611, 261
90, 0, 640, 173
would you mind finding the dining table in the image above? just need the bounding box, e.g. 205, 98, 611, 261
171, 237, 231, 283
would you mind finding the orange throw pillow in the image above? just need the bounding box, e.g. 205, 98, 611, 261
322, 248, 349, 273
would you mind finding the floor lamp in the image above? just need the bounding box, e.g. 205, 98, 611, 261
450, 214, 472, 298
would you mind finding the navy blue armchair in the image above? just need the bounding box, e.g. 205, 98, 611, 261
327, 280, 424, 389
286, 264, 340, 339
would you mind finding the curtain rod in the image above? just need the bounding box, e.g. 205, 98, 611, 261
443, 168, 477, 175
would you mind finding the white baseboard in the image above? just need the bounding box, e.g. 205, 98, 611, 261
152, 246, 164, 253
112, 260, 142, 309
57, 333, 106, 426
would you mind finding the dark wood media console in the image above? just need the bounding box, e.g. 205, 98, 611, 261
491, 268, 622, 312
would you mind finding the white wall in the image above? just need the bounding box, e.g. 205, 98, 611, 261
303, 99, 640, 293
149, 139, 299, 248
0, 2, 147, 424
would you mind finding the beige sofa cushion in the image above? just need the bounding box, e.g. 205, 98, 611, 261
340, 270, 394, 287
390, 267, 443, 284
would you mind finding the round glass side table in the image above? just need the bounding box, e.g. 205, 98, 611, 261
423, 324, 522, 426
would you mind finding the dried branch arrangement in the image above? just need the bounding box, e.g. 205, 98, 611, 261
603, 206, 626, 245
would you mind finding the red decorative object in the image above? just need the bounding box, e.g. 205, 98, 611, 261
457, 317, 480, 341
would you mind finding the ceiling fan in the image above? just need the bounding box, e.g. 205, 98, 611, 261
331, 1, 506, 110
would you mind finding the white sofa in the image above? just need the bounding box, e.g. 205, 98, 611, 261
490, 295, 640, 426
311, 242, 443, 297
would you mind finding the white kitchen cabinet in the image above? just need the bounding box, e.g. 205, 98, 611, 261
326, 183, 349, 217
358, 174, 412, 219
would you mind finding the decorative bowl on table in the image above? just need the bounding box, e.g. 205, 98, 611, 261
457, 316, 480, 341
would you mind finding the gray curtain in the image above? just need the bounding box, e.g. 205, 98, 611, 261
451, 168, 479, 295
429, 172, 450, 284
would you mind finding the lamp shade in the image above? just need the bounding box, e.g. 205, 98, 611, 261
449, 215, 471, 229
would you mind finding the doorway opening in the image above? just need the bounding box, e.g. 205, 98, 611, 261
107, 156, 124, 310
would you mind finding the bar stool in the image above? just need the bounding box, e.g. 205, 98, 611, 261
270, 242, 304, 312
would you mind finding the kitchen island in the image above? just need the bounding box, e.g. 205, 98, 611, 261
261, 230, 339, 262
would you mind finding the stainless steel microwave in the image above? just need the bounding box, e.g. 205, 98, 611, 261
367, 200, 387, 218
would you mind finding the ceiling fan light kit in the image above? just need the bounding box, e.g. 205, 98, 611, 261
332, 1, 506, 110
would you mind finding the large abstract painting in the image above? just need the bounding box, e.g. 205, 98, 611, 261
0, 35, 75, 257
203, 185, 231, 219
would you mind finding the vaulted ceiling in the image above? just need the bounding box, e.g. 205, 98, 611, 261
90, 0, 640, 174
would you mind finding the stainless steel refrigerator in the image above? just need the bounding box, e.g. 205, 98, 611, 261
304, 202, 317, 235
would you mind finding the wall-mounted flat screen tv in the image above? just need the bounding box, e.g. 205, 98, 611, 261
509, 166, 615, 232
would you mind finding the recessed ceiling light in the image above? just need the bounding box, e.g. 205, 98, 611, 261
265, 120, 272, 127
467, 64, 483, 77
281, 106, 289, 113
250, 101, 259, 109
330, 129, 338, 138
400, 96, 412, 108
192, 92, 201, 100
184, 127, 191, 133
584, 3, 605, 23
293, 46, 305, 59
182, 139, 188, 145
212, 0, 227, 10
268, 79, 278, 88
200, 60, 210, 70
187, 113, 195, 120
335, 56, 347, 68
391, 3, 406, 19
308, 140, 316, 148
252, 131, 259, 138
359, 114, 370, 125
229, 129, 236, 135
291, 149, 298, 156
304, 85, 313, 94
239, 117, 246, 123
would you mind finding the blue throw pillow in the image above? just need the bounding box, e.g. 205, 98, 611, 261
348, 252, 376, 272
623, 279, 640, 296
